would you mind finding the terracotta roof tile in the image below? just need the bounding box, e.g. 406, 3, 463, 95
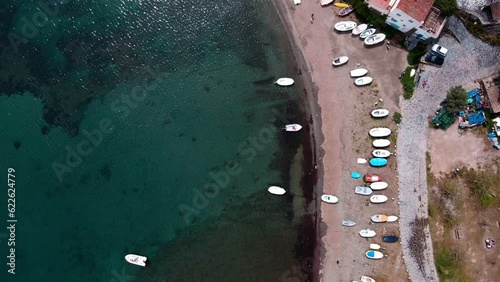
397, 0, 435, 23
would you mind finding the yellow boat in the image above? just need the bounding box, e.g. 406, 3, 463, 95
334, 3, 349, 8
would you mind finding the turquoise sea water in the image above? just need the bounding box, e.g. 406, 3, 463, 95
0, 1, 316, 281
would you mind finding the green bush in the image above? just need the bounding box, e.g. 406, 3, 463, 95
393, 112, 402, 124
434, 0, 458, 16
352, 0, 386, 26
444, 86, 467, 114
401, 66, 415, 99
407, 44, 427, 65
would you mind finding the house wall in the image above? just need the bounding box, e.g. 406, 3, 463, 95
366, 2, 390, 15
385, 7, 421, 33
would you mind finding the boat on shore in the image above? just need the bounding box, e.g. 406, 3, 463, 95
369, 127, 391, 137
275, 78, 294, 86
351, 171, 361, 179
321, 0, 334, 6
357, 158, 367, 164
334, 2, 349, 8
387, 215, 399, 222
321, 194, 339, 204
364, 33, 386, 45
125, 254, 147, 267
332, 56, 349, 66
370, 109, 389, 118
371, 214, 388, 223
359, 229, 376, 238
372, 139, 391, 148
372, 149, 391, 158
334, 21, 357, 32
364, 174, 381, 182
359, 28, 376, 39
355, 186, 373, 195
370, 181, 388, 190
350, 68, 368, 77
366, 250, 384, 259
342, 219, 356, 227
382, 235, 399, 243
369, 158, 387, 167
370, 195, 388, 203
354, 76, 373, 86
339, 5, 354, 17
369, 243, 381, 250
361, 276, 376, 282
284, 124, 302, 132
268, 186, 286, 195
352, 24, 368, 35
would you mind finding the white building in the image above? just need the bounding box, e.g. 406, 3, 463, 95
365, 0, 446, 40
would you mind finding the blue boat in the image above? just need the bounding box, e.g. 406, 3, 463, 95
366, 250, 383, 259
382, 235, 399, 243
351, 171, 361, 179
369, 158, 387, 167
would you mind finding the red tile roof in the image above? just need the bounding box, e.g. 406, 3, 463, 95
396, 0, 435, 23
369, 0, 393, 12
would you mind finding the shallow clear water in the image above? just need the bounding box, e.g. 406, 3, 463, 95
0, 1, 314, 281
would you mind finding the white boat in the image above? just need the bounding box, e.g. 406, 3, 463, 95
125, 254, 147, 267
354, 76, 373, 86
332, 56, 349, 66
410, 69, 416, 77
359, 229, 376, 238
359, 28, 376, 39
364, 33, 386, 45
334, 21, 357, 32
350, 68, 368, 78
361, 276, 376, 282
275, 77, 294, 86
355, 186, 373, 195
370, 195, 388, 203
372, 139, 391, 148
369, 243, 381, 250
387, 215, 399, 222
366, 250, 384, 259
371, 214, 388, 223
370, 109, 389, 118
352, 23, 368, 35
357, 158, 367, 164
342, 219, 356, 227
268, 186, 286, 195
320, 0, 334, 6
369, 127, 391, 138
321, 194, 339, 204
370, 181, 388, 190
372, 149, 391, 158
285, 124, 302, 132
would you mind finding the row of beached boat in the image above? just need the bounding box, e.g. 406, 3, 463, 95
334, 21, 386, 46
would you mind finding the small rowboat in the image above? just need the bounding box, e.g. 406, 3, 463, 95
382, 235, 399, 243
334, 3, 349, 8
350, 68, 368, 77
339, 5, 354, 17
321, 0, 334, 6
357, 158, 367, 164
373, 139, 391, 148
364, 33, 386, 46
369, 127, 391, 137
410, 69, 416, 77
275, 78, 294, 86
387, 215, 399, 222
359, 229, 376, 238
371, 109, 389, 118
370, 181, 388, 190
125, 254, 147, 267
369, 158, 388, 167
334, 21, 357, 32
285, 124, 302, 132
355, 186, 373, 195
351, 171, 361, 179
361, 276, 376, 282
321, 194, 339, 204
359, 28, 376, 39
366, 250, 384, 259
355, 76, 373, 86
352, 24, 368, 35
342, 219, 356, 227
369, 243, 381, 250
372, 149, 391, 158
364, 174, 381, 182
371, 214, 388, 223
268, 186, 286, 195
332, 56, 349, 66
370, 195, 388, 203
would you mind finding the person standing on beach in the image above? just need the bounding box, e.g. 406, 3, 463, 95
310, 14, 314, 24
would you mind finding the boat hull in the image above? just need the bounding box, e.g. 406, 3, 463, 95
285, 124, 302, 132
125, 254, 147, 267
268, 186, 286, 195
357, 158, 367, 164
369, 158, 388, 167
364, 174, 381, 182
370, 195, 388, 203
359, 28, 376, 39
370, 181, 388, 190
352, 24, 368, 35
371, 109, 389, 118
387, 215, 399, 222
334, 3, 349, 8
321, 194, 338, 204
351, 171, 361, 179
355, 186, 373, 195
359, 229, 376, 238
366, 250, 384, 259
369, 127, 391, 137
334, 21, 357, 31
361, 276, 376, 282
382, 235, 399, 243
355, 76, 373, 86
369, 243, 381, 250
364, 33, 386, 45
350, 68, 368, 77
373, 139, 391, 148
371, 214, 388, 223
321, 0, 334, 6
372, 149, 391, 158
342, 219, 356, 227
332, 56, 349, 66
275, 78, 294, 86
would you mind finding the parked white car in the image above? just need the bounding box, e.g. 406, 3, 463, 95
431, 44, 448, 57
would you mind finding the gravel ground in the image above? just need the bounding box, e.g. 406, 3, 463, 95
397, 16, 500, 282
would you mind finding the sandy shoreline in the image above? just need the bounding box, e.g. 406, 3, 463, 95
273, 1, 410, 281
